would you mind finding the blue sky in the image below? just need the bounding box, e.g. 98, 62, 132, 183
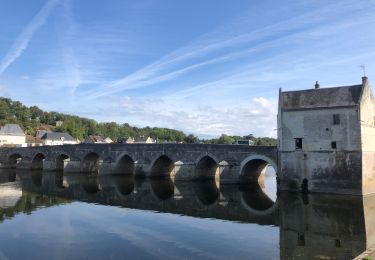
0, 0, 375, 138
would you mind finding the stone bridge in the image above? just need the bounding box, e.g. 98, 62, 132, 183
0, 144, 277, 183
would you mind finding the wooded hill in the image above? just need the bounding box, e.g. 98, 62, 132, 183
0, 97, 276, 145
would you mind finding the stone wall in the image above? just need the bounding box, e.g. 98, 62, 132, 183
360, 80, 375, 194
278, 106, 363, 194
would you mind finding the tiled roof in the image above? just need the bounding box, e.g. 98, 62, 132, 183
41, 132, 75, 141
0, 124, 25, 136
281, 84, 363, 110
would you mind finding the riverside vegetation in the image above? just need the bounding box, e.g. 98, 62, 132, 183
0, 97, 276, 145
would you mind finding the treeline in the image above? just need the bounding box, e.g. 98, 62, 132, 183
0, 97, 276, 145
202, 134, 277, 146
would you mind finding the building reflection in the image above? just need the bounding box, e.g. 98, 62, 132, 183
0, 169, 373, 259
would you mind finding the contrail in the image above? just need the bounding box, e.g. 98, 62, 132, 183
0, 0, 59, 75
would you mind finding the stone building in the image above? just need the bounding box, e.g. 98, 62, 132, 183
0, 124, 26, 147
277, 76, 375, 195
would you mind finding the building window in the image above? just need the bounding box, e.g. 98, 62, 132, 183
298, 234, 305, 246
331, 141, 337, 149
333, 114, 340, 125
295, 138, 303, 150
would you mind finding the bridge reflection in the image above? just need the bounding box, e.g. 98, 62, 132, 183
0, 169, 373, 259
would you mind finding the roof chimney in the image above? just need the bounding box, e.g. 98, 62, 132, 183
314, 81, 320, 89
362, 76, 368, 85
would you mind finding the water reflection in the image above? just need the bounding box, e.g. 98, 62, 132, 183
240, 183, 276, 213
0, 169, 17, 184
31, 170, 43, 187
107, 175, 135, 196
0, 170, 373, 259
82, 176, 101, 194
194, 180, 220, 206
150, 178, 175, 200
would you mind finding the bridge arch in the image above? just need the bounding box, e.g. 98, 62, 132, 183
239, 154, 277, 183
55, 154, 70, 171
194, 155, 220, 180
114, 154, 135, 175
150, 155, 174, 178
81, 152, 101, 174
31, 153, 46, 170
7, 153, 22, 168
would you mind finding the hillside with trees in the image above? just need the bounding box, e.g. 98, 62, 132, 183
0, 97, 276, 145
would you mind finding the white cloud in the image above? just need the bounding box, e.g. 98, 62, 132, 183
114, 96, 277, 137
82, 0, 374, 100
0, 0, 59, 75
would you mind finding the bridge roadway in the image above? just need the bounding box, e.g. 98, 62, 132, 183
0, 144, 278, 183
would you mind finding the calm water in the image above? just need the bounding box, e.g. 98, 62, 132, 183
0, 169, 372, 260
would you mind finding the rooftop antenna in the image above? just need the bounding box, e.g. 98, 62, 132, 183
360, 64, 366, 77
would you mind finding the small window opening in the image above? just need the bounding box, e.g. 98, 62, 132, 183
333, 114, 340, 125
295, 138, 302, 150
335, 239, 341, 248
298, 234, 305, 246
331, 141, 337, 149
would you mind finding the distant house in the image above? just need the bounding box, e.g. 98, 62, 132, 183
26, 135, 42, 147
134, 136, 156, 144
83, 135, 113, 144
36, 130, 52, 139
235, 140, 254, 145
41, 132, 77, 146
0, 124, 26, 147
117, 137, 135, 144
55, 121, 63, 127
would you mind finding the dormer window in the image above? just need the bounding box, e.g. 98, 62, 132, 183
333, 114, 340, 125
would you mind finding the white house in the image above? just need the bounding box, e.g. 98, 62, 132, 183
134, 136, 156, 144
41, 132, 77, 146
83, 135, 113, 144
0, 124, 26, 147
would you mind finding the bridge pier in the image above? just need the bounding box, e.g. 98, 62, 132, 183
64, 160, 83, 173
173, 162, 195, 180
0, 162, 15, 169
43, 160, 57, 171
220, 164, 241, 184
16, 159, 33, 170
134, 162, 151, 177
99, 162, 116, 175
